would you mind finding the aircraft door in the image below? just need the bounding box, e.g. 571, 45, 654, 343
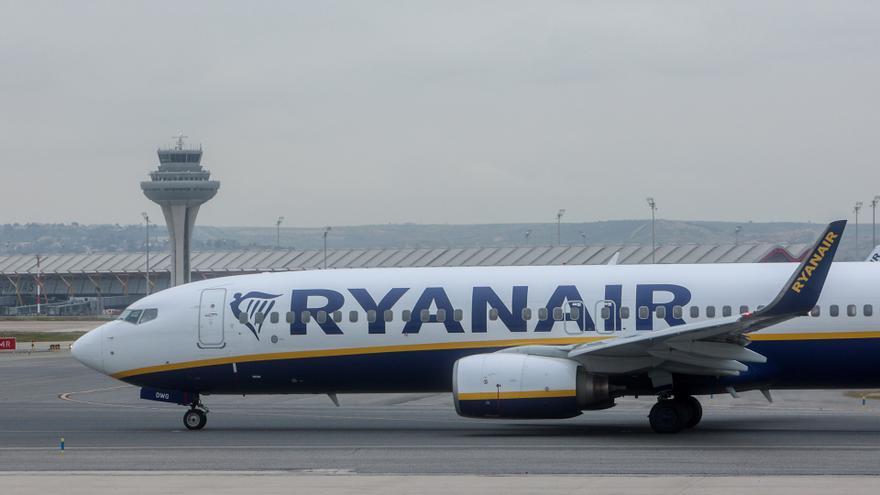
198, 288, 226, 348
564, 300, 586, 335
595, 300, 617, 334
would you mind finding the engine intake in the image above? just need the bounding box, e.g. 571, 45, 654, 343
453, 353, 612, 419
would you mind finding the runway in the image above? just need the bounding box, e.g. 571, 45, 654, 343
2, 352, 880, 475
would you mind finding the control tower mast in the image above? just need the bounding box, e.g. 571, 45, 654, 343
141, 134, 220, 286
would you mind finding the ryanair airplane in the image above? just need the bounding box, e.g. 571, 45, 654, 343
72, 220, 877, 433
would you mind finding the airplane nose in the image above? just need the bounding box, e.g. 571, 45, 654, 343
72, 325, 104, 373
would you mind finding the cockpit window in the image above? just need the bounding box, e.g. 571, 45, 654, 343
122, 309, 142, 324
140, 308, 158, 324
119, 308, 158, 324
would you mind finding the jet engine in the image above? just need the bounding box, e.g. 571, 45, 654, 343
452, 353, 612, 419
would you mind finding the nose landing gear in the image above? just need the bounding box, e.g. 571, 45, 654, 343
183, 400, 209, 430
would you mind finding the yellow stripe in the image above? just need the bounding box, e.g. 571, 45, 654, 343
112, 330, 880, 380
111, 336, 608, 379
457, 389, 576, 401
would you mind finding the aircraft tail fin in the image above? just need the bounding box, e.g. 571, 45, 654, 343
755, 220, 846, 318
866, 246, 880, 262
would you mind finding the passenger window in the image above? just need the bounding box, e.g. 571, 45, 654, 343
706, 306, 716, 318
300, 312, 311, 324
384, 309, 394, 322
270, 312, 279, 324
722, 306, 732, 317
847, 304, 857, 317
810, 306, 820, 317
553, 307, 564, 321
454, 309, 463, 322
367, 310, 377, 323
420, 309, 430, 322
255, 312, 265, 324
286, 312, 294, 324
865, 304, 873, 317
402, 309, 412, 322
672, 306, 682, 319
829, 305, 839, 317
349, 311, 358, 323
689, 306, 699, 318
489, 308, 499, 321
739, 305, 749, 314
124, 309, 142, 324
538, 308, 548, 321
620, 306, 630, 319
522, 308, 532, 321
570, 306, 581, 320
139, 308, 158, 324
333, 311, 342, 323
435, 309, 446, 322
655, 306, 666, 319
316, 311, 327, 324
600, 306, 610, 320
240, 312, 249, 324
638, 306, 649, 320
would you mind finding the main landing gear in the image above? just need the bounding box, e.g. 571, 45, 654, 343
648, 395, 702, 434
183, 399, 209, 430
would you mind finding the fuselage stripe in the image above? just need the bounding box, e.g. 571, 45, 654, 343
457, 390, 577, 400
110, 330, 880, 380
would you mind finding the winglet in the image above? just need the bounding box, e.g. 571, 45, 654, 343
756, 220, 846, 318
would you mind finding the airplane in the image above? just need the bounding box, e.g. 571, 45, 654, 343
71, 220, 877, 433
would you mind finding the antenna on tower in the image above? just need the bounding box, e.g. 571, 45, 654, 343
173, 132, 188, 151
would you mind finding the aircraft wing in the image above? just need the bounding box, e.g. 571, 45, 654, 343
504, 220, 846, 379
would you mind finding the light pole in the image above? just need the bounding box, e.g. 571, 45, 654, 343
871, 196, 879, 250
855, 201, 863, 255
525, 229, 532, 246
142, 212, 150, 295
646, 197, 657, 263
35, 254, 41, 315
734, 225, 742, 246
323, 226, 331, 269
556, 209, 566, 246
275, 216, 285, 249
580, 231, 587, 246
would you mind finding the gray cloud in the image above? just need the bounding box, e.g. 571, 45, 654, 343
1, 1, 878, 227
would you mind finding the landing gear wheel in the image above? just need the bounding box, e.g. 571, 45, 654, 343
649, 400, 686, 434
681, 396, 702, 429
183, 408, 207, 430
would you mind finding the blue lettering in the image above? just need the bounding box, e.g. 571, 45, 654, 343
471, 286, 528, 332
635, 284, 691, 330
535, 285, 595, 332
349, 288, 409, 334
290, 289, 345, 335
403, 287, 464, 334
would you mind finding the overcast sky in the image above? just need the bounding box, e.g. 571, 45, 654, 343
1, 1, 878, 227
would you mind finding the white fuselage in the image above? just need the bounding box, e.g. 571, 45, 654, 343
72, 262, 880, 395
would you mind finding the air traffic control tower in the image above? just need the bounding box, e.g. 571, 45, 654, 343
141, 135, 220, 286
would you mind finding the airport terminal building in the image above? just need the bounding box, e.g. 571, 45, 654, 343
0, 242, 811, 315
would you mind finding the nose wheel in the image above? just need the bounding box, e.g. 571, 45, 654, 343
183, 400, 209, 430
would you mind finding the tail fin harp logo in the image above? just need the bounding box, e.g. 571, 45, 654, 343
230, 291, 282, 340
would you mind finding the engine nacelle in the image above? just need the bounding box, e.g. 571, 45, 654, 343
453, 353, 612, 419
